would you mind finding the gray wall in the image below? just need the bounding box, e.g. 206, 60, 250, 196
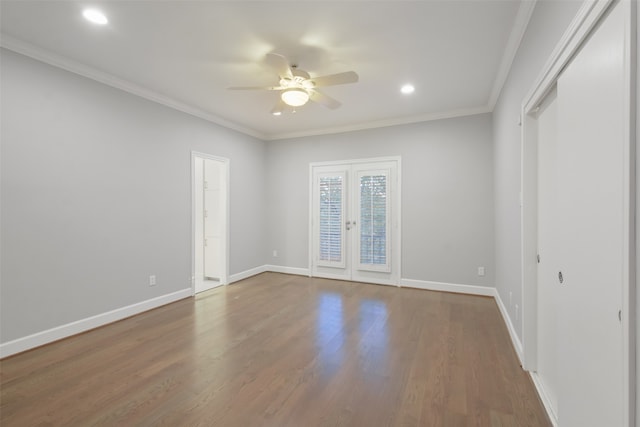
0, 49, 267, 343
266, 114, 494, 287
636, 2, 639, 423
492, 0, 581, 339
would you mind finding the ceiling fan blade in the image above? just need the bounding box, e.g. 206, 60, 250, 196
227, 86, 284, 91
265, 53, 293, 79
270, 99, 286, 115
310, 71, 359, 87
309, 89, 342, 109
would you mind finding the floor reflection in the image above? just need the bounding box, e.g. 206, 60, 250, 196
192, 289, 230, 382
315, 291, 390, 382
315, 292, 345, 377
358, 299, 389, 377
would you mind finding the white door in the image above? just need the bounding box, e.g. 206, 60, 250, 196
204, 159, 222, 280
311, 159, 400, 286
535, 87, 559, 418
555, 2, 626, 425
192, 153, 229, 294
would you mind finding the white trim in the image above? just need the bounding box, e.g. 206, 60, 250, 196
0, 36, 265, 140
310, 271, 352, 282
530, 372, 559, 427
0, 36, 494, 142
310, 156, 403, 168
313, 272, 398, 287
352, 278, 398, 287
522, 0, 613, 114
0, 288, 192, 359
621, 2, 637, 424
264, 265, 310, 276
494, 288, 525, 365
400, 278, 495, 297
395, 159, 403, 288
266, 106, 491, 141
229, 265, 268, 284
308, 163, 314, 278
488, 0, 537, 108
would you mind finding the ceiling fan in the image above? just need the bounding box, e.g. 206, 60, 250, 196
228, 53, 359, 115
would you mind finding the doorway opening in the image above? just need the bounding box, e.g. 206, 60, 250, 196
192, 152, 229, 294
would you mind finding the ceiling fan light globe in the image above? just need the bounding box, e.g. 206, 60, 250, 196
281, 88, 309, 107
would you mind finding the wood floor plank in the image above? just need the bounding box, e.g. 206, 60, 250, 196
0, 273, 551, 426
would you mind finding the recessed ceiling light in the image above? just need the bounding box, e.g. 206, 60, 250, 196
83, 9, 108, 25
401, 84, 415, 94
272, 111, 282, 116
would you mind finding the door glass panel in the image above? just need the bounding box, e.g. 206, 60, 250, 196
319, 175, 343, 264
359, 174, 387, 266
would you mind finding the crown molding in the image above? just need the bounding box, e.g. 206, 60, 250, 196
264, 105, 492, 141
2, 33, 499, 142
0, 34, 267, 140
488, 0, 537, 109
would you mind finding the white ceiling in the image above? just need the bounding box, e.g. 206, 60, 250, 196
0, 1, 532, 140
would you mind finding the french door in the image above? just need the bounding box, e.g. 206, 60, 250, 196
310, 158, 400, 285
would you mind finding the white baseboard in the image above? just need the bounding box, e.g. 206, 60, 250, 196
229, 265, 267, 284
228, 265, 309, 284
493, 289, 524, 365
0, 288, 192, 359
530, 372, 559, 426
264, 265, 310, 276
400, 278, 495, 297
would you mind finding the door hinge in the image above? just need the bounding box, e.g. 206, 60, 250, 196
618, 310, 622, 322
536, 254, 540, 264
204, 181, 209, 190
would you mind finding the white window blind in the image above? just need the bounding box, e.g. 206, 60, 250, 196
359, 174, 387, 266
319, 176, 343, 264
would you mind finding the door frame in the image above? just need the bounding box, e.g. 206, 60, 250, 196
191, 151, 230, 294
308, 156, 402, 286
520, 0, 635, 424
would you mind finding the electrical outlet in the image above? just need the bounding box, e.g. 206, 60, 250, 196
273, 250, 278, 257
477, 266, 485, 276
515, 304, 519, 321
149, 275, 156, 286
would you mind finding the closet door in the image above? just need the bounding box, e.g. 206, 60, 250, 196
535, 87, 559, 418
555, 1, 626, 425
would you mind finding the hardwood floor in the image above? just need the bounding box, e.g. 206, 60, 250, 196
0, 273, 550, 426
